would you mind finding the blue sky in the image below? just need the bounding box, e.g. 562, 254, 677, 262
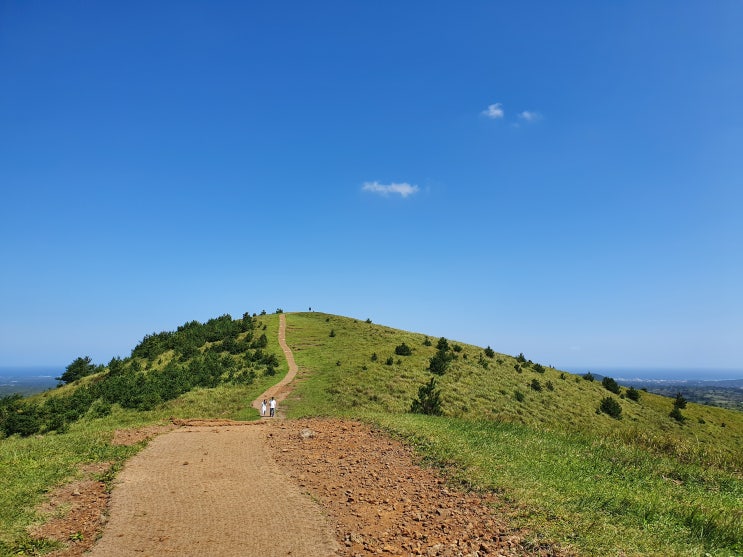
1, 1, 741, 377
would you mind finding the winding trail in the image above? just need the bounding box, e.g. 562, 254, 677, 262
252, 313, 298, 418
88, 313, 338, 557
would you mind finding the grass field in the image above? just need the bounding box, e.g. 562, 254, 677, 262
1, 311, 741, 556
282, 312, 743, 556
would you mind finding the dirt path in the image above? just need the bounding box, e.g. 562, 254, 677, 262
84, 313, 338, 556
252, 312, 298, 418
88, 422, 338, 557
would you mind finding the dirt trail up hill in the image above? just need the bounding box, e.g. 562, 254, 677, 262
30, 314, 567, 557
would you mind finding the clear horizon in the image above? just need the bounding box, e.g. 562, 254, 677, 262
2, 364, 742, 383
2, 2, 741, 374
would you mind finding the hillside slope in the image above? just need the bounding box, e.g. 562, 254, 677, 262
283, 312, 743, 471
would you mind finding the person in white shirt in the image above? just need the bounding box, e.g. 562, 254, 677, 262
261, 399, 267, 416
269, 397, 276, 417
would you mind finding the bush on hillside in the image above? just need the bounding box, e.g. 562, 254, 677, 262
516, 353, 527, 363
626, 386, 641, 402
436, 337, 450, 352
533, 363, 546, 374
410, 377, 443, 416
599, 396, 622, 419
602, 376, 622, 395
429, 350, 453, 376
252, 333, 269, 348
673, 392, 688, 409
583, 372, 595, 382
670, 406, 686, 423
394, 343, 413, 356
530, 379, 542, 392
514, 390, 525, 402
57, 356, 100, 384
484, 346, 495, 358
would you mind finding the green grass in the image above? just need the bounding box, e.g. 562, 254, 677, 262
0, 425, 138, 554
371, 414, 743, 556
281, 312, 743, 556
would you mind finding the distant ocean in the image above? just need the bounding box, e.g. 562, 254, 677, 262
566, 367, 743, 382
0, 366, 61, 396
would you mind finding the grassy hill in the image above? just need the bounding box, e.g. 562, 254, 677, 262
282, 313, 743, 555
1, 311, 742, 556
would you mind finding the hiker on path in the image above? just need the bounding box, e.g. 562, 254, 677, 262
261, 399, 267, 416
269, 397, 276, 417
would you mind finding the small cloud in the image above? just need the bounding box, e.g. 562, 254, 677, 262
362, 181, 420, 198
518, 110, 542, 123
482, 103, 504, 119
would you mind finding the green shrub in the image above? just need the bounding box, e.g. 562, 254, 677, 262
583, 372, 595, 382
673, 392, 688, 409
410, 377, 443, 415
423, 337, 432, 346
394, 343, 412, 356
371, 352, 378, 362
626, 386, 641, 401
329, 329, 336, 338
599, 397, 622, 419
514, 390, 525, 402
533, 363, 545, 373
670, 406, 686, 422
57, 356, 100, 384
385, 356, 394, 366
530, 379, 542, 392
429, 350, 452, 375
484, 346, 495, 358
602, 376, 621, 395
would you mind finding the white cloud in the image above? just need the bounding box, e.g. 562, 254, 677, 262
481, 103, 504, 119
518, 110, 542, 123
362, 181, 420, 198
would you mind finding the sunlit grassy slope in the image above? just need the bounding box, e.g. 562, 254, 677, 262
284, 312, 743, 469
281, 312, 743, 556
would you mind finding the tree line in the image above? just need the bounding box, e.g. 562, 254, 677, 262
0, 313, 277, 437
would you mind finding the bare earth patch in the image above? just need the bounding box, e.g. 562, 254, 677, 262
111, 423, 175, 446
264, 418, 571, 557
29, 463, 112, 557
